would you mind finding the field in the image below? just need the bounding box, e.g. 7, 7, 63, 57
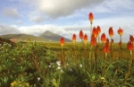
0, 41, 134, 87
0, 12, 134, 87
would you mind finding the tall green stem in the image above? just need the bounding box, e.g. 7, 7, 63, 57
125, 50, 133, 83
103, 53, 107, 75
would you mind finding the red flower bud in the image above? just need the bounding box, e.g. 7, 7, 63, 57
79, 30, 83, 39
127, 41, 133, 50
101, 33, 106, 43
72, 34, 76, 42
89, 12, 94, 24
92, 27, 98, 38
118, 28, 123, 36
90, 34, 96, 46
109, 27, 114, 37
130, 35, 134, 43
97, 26, 101, 35
60, 37, 65, 47
103, 41, 109, 53
84, 34, 88, 43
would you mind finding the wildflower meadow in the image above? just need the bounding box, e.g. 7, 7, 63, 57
0, 12, 134, 87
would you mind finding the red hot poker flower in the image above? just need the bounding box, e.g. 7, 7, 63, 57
129, 35, 134, 43
103, 40, 109, 53
127, 41, 133, 50
72, 34, 76, 42
79, 30, 83, 39
109, 27, 114, 37
97, 26, 101, 35
90, 34, 96, 46
118, 28, 123, 36
106, 38, 109, 43
60, 37, 65, 47
101, 33, 106, 43
84, 34, 88, 43
89, 12, 94, 24
92, 27, 98, 38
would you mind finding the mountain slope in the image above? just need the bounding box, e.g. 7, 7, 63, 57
39, 30, 71, 42
1, 34, 48, 41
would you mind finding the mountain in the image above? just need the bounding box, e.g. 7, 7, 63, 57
0, 31, 71, 42
1, 34, 48, 42
39, 30, 71, 42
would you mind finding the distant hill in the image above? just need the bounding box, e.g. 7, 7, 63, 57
1, 34, 48, 42
39, 30, 71, 42
0, 31, 71, 42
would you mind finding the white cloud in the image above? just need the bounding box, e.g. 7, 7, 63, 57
24, 0, 104, 18
30, 16, 45, 23
18, 25, 66, 36
21, 0, 134, 25
2, 8, 20, 18
0, 24, 20, 35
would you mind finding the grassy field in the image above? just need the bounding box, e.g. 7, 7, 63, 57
0, 11, 133, 87
42, 42, 131, 59
0, 41, 133, 87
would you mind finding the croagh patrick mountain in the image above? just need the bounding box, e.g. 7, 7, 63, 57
0, 31, 71, 42
39, 30, 71, 42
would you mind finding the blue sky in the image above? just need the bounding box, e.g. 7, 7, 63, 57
0, 0, 134, 42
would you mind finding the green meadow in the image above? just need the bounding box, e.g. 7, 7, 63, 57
0, 41, 134, 87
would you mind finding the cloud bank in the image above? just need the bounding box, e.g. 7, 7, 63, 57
24, 0, 104, 18
2, 8, 20, 18
0, 24, 20, 35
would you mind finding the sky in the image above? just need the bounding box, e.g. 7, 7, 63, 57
0, 0, 134, 42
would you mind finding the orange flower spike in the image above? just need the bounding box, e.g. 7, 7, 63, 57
106, 38, 109, 43
79, 30, 84, 39
89, 12, 94, 24
103, 41, 110, 53
60, 37, 65, 47
127, 41, 133, 50
130, 35, 134, 43
109, 27, 114, 37
101, 33, 106, 43
97, 26, 101, 35
84, 34, 88, 43
118, 28, 123, 36
90, 34, 96, 46
92, 27, 98, 38
133, 37, 134, 42
72, 34, 76, 42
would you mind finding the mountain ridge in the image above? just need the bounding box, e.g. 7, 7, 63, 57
0, 34, 48, 41
39, 30, 71, 42
0, 31, 71, 42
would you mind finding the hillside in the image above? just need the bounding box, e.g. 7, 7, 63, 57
0, 31, 71, 42
39, 30, 71, 42
1, 34, 48, 42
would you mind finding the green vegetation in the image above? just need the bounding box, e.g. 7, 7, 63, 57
0, 41, 133, 87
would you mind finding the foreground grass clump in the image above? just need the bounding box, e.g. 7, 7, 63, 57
0, 42, 134, 87
0, 42, 58, 87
